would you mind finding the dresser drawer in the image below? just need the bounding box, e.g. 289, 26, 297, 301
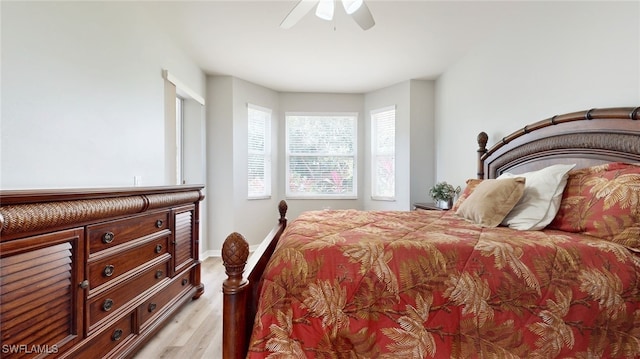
138, 270, 193, 328
88, 235, 169, 290
82, 312, 135, 359
88, 211, 170, 254
88, 258, 169, 330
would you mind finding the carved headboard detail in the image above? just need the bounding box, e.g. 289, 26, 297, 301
477, 107, 640, 179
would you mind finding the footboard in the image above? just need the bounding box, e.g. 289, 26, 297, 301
221, 200, 288, 359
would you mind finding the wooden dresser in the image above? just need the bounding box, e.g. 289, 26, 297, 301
0, 185, 205, 358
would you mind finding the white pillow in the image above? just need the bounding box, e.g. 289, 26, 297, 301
498, 164, 576, 230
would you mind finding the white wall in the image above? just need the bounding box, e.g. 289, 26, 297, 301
206, 76, 281, 253
409, 80, 435, 206
1, 2, 205, 188
435, 1, 640, 187
206, 77, 235, 256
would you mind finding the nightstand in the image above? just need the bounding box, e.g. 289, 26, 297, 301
413, 202, 447, 211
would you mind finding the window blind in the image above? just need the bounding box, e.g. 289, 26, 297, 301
248, 104, 271, 198
286, 114, 357, 198
371, 106, 396, 199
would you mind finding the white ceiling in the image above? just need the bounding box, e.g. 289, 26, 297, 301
142, 1, 532, 93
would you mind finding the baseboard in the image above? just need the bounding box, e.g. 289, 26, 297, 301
200, 245, 259, 260
201, 249, 219, 259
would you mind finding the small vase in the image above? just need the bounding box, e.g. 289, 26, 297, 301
438, 199, 453, 210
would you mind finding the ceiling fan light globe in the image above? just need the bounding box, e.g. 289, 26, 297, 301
342, 0, 363, 15
315, 0, 334, 20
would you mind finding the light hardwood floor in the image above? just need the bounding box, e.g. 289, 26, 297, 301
134, 257, 225, 358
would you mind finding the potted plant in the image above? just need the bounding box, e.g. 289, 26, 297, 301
429, 181, 461, 209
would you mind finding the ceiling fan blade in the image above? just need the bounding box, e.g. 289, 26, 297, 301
280, 0, 319, 29
351, 1, 375, 30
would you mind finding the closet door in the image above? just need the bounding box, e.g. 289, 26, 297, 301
0, 228, 84, 358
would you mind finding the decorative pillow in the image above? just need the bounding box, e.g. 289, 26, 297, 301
498, 164, 576, 230
451, 178, 483, 212
455, 177, 526, 227
548, 162, 640, 249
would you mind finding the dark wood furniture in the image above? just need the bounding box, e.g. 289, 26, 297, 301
0, 185, 204, 359
477, 107, 640, 179
221, 106, 640, 359
221, 201, 288, 359
413, 202, 446, 211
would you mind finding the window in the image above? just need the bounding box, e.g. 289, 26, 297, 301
248, 104, 272, 199
286, 113, 357, 198
371, 106, 396, 200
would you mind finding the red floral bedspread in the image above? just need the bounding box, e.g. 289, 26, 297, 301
247, 210, 640, 358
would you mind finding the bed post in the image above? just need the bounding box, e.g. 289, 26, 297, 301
222, 232, 250, 359
477, 131, 488, 179
221, 200, 289, 359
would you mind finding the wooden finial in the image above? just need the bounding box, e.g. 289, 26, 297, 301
477, 132, 488, 151
278, 200, 288, 224
222, 232, 249, 290
477, 132, 489, 179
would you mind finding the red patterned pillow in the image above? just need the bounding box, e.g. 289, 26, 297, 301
451, 179, 483, 212
548, 162, 640, 249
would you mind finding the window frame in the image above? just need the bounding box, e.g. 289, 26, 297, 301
175, 96, 184, 185
162, 69, 205, 186
370, 105, 396, 201
285, 112, 358, 199
247, 103, 272, 200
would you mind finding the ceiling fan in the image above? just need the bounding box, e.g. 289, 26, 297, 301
280, 0, 375, 31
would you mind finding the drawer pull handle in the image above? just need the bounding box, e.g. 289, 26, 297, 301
103, 298, 114, 312
79, 280, 89, 289
155, 244, 163, 253
148, 303, 157, 312
155, 270, 164, 279
112, 328, 123, 341
181, 279, 188, 286
102, 232, 115, 244
103, 265, 115, 277
155, 220, 164, 228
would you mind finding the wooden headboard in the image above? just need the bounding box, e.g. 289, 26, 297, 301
477, 107, 640, 179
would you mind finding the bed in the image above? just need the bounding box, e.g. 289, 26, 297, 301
221, 106, 640, 359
